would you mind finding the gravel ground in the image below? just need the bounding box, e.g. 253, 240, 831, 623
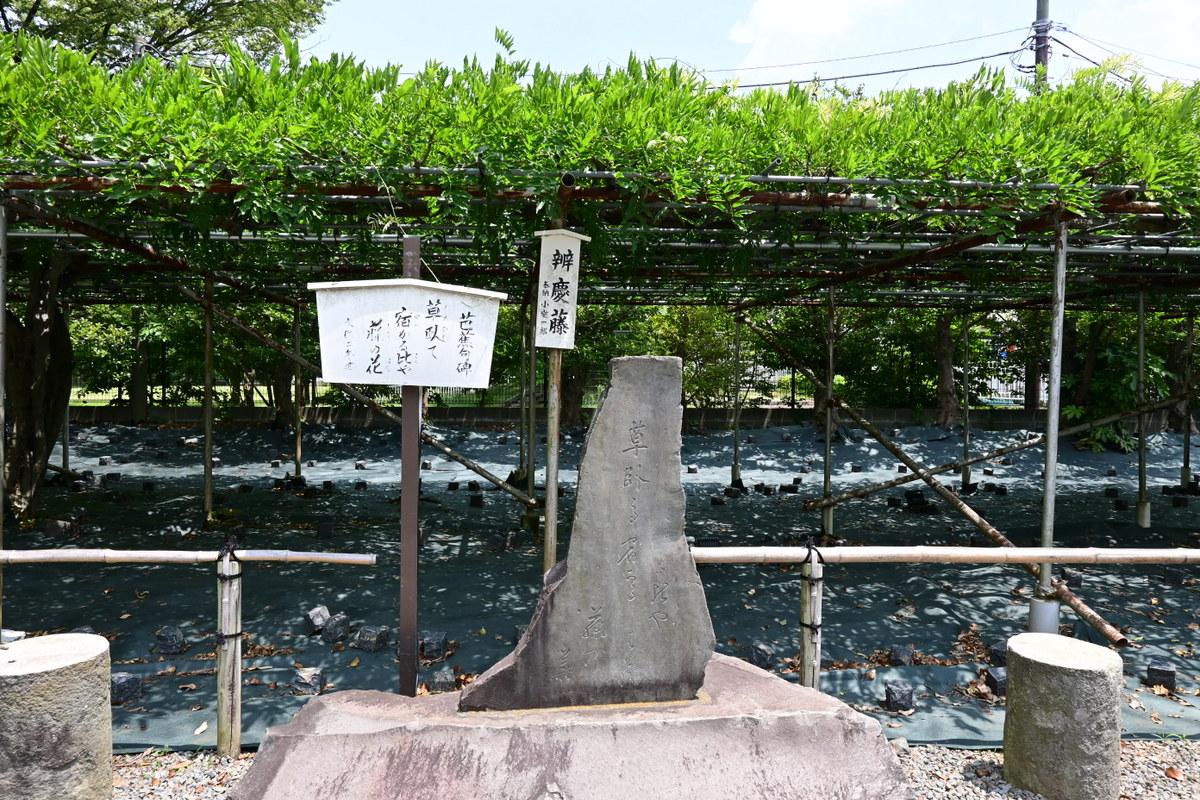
110, 739, 1199, 799
111, 749, 255, 799
896, 739, 1200, 800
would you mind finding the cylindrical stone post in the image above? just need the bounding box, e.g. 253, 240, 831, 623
0, 633, 112, 800
1003, 632, 1122, 800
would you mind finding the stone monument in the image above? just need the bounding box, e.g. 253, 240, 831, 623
234, 356, 912, 800
459, 356, 714, 710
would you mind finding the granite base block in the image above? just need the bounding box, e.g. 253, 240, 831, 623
233, 654, 913, 800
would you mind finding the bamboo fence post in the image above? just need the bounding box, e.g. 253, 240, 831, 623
798, 548, 824, 690
215, 549, 243, 757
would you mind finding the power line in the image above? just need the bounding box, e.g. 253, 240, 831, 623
706, 27, 1028, 74
732, 50, 1025, 89
1060, 27, 1200, 72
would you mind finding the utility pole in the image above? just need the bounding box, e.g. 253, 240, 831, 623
1034, 0, 1052, 88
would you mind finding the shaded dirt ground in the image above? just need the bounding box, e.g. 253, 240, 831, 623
4, 419, 1199, 748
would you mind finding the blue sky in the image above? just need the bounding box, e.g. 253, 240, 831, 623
300, 0, 1200, 94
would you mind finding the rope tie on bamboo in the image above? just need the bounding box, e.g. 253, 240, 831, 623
216, 533, 244, 641
216, 532, 243, 583
798, 537, 824, 634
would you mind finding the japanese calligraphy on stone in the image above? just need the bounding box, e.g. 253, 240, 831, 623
309, 278, 506, 388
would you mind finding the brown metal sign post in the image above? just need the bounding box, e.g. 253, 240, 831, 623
398, 237, 421, 696
308, 238, 507, 697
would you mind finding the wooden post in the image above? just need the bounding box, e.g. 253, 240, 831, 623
798, 548, 824, 690
544, 347, 562, 574
215, 549, 243, 757
397, 237, 422, 696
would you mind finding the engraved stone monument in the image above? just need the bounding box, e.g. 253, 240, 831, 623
235, 356, 913, 800
459, 356, 714, 710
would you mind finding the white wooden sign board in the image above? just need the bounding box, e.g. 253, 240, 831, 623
534, 229, 591, 350
308, 278, 507, 388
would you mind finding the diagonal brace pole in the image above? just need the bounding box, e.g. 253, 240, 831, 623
737, 312, 1127, 646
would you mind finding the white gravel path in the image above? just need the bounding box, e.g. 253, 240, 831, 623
108, 739, 1200, 799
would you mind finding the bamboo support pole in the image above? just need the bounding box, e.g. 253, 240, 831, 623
804, 391, 1195, 511
1032, 218, 1068, 631
737, 313, 1127, 646
0, 204, 6, 632
293, 304, 303, 478
822, 288, 835, 537
798, 549, 824, 689
174, 286, 537, 508
215, 551, 242, 757
691, 545, 1200, 566
0, 549, 376, 565
961, 316, 971, 488
732, 319, 743, 487
1183, 313, 1194, 487
202, 277, 215, 523
1137, 291, 1151, 527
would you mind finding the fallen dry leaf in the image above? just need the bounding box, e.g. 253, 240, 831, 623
1150, 711, 1162, 724
193, 720, 208, 736
267, 682, 278, 691
1165, 766, 1183, 781
248, 677, 262, 686
179, 683, 198, 692
887, 722, 902, 728
349, 657, 361, 668
1152, 685, 1171, 696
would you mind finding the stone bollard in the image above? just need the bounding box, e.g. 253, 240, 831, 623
1003, 632, 1122, 800
0, 633, 112, 800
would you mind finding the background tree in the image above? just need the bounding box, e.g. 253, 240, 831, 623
0, 0, 333, 64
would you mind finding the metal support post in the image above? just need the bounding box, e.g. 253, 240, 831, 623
1032, 218, 1068, 632
798, 548, 824, 690
1137, 291, 1151, 527
398, 237, 422, 696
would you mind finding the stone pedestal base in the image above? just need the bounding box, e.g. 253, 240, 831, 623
0, 633, 112, 800
234, 654, 913, 800
1004, 633, 1123, 800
